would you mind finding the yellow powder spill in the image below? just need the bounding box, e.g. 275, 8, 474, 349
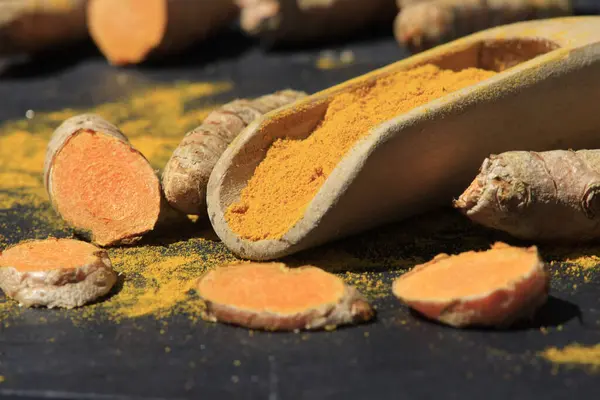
541, 343, 600, 370
72, 237, 238, 322
226, 64, 496, 241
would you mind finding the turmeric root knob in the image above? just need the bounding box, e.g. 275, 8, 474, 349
454, 150, 600, 242
197, 262, 374, 331
44, 114, 169, 246
392, 243, 549, 328
0, 238, 117, 309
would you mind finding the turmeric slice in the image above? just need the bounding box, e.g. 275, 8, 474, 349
0, 238, 117, 309
197, 262, 374, 331
392, 243, 549, 328
394, 0, 571, 52
162, 90, 307, 215
44, 114, 172, 246
87, 0, 237, 65
454, 150, 600, 242
237, 0, 397, 44
0, 0, 87, 55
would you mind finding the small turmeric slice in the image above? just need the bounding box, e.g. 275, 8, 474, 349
197, 262, 374, 331
44, 114, 174, 246
392, 243, 549, 328
0, 238, 117, 309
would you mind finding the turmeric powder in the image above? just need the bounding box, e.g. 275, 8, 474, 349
226, 64, 496, 241
541, 343, 600, 370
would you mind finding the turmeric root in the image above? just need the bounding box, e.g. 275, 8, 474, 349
394, 0, 572, 52
0, 0, 88, 55
455, 150, 600, 242
87, 0, 237, 65
0, 238, 117, 309
162, 90, 307, 215
237, 0, 397, 44
392, 243, 549, 328
44, 114, 174, 246
197, 262, 374, 331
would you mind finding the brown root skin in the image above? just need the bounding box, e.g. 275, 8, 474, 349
162, 90, 307, 215
0, 0, 87, 55
238, 0, 397, 44
87, 0, 237, 66
392, 243, 550, 328
45, 114, 179, 247
394, 0, 571, 53
0, 239, 117, 309
196, 263, 375, 331
455, 150, 600, 242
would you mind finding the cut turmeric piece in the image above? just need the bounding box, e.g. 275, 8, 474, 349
87, 0, 237, 65
392, 243, 549, 328
197, 262, 374, 331
0, 238, 117, 309
44, 114, 172, 246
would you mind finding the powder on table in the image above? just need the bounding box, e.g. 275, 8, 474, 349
226, 64, 496, 241
541, 343, 600, 369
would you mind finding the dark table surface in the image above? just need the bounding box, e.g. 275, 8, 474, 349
0, 30, 599, 400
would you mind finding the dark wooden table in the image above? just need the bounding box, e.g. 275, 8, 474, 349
0, 30, 598, 400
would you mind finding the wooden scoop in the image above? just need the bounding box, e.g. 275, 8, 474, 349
208, 17, 600, 261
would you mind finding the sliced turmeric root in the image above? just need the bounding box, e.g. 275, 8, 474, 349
197, 262, 374, 331
392, 243, 549, 328
44, 114, 172, 246
87, 0, 237, 66
0, 238, 117, 309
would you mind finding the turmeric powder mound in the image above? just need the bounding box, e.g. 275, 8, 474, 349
392, 243, 550, 328
197, 262, 374, 331
226, 64, 496, 240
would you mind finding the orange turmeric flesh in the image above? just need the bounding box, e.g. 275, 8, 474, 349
88, 0, 165, 65
392, 243, 550, 328
51, 131, 161, 246
0, 238, 100, 272
226, 64, 496, 241
394, 245, 539, 301
198, 263, 345, 314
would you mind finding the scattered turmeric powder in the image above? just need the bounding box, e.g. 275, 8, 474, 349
226, 64, 496, 241
392, 243, 550, 328
541, 343, 600, 370
196, 262, 375, 331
